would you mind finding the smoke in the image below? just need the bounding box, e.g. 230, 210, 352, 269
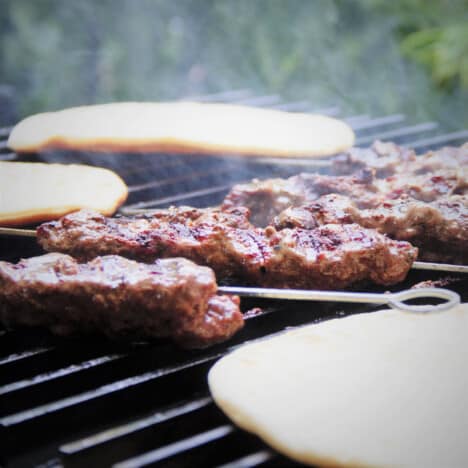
0, 0, 466, 130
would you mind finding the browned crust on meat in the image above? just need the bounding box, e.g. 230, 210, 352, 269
224, 143, 467, 263
0, 254, 244, 348
37, 209, 418, 289
273, 194, 467, 264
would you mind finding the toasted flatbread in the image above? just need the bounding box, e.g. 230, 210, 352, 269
0, 162, 127, 226
209, 305, 468, 467
7, 102, 355, 157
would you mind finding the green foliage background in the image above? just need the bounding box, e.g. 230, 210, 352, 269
0, 0, 467, 130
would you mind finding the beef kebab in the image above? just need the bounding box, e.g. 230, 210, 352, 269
2, 218, 457, 346
1, 142, 465, 346
0, 253, 244, 348
223, 145, 467, 226
331, 140, 468, 178
223, 143, 468, 264
274, 194, 467, 264
36, 208, 417, 290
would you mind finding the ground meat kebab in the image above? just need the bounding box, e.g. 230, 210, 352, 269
0, 254, 244, 348
37, 208, 417, 289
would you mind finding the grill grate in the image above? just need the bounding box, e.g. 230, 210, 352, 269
1, 91, 467, 467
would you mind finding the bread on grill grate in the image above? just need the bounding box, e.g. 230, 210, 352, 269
209, 303, 468, 468
7, 101, 355, 157
0, 161, 127, 226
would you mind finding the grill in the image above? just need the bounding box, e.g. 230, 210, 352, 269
1, 90, 467, 468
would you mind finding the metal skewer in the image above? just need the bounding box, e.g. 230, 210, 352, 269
218, 286, 460, 313
0, 226, 460, 312
411, 261, 468, 274
246, 156, 333, 167
0, 227, 37, 237
1, 226, 467, 275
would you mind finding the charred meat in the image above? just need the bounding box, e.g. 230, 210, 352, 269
331, 140, 418, 177
37, 210, 417, 289
223, 143, 467, 263
273, 194, 468, 264
222, 171, 380, 227
332, 143, 467, 202
332, 141, 468, 178
224, 143, 467, 227
37, 208, 255, 280
0, 253, 244, 348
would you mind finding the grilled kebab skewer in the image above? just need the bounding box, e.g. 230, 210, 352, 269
1, 142, 464, 346
330, 140, 468, 178
3, 142, 466, 284
34, 209, 417, 290
273, 194, 467, 264
0, 253, 458, 347
223, 143, 467, 263
223, 165, 466, 228
224, 143, 467, 215
0, 253, 244, 348
2, 204, 466, 275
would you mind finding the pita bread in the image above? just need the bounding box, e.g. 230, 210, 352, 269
7, 102, 355, 157
0, 162, 127, 226
209, 305, 468, 467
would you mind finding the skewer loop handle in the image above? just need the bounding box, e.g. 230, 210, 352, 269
387, 288, 460, 313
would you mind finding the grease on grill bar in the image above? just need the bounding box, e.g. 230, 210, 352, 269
1, 91, 467, 468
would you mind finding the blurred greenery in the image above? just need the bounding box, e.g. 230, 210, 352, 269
401, 24, 468, 89
365, 0, 468, 89
0, 0, 467, 130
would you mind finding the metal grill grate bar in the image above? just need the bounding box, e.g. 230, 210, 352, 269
405, 130, 468, 150
60, 398, 222, 468
355, 121, 439, 146
0, 353, 125, 415
0, 347, 52, 366
343, 113, 370, 124
270, 100, 312, 112
0, 360, 217, 458
235, 94, 283, 107
0, 126, 12, 137
310, 105, 341, 116
184, 89, 254, 103
351, 113, 405, 130
1, 356, 217, 425
114, 425, 236, 468
216, 450, 276, 468
0, 152, 16, 160
127, 166, 237, 194
60, 397, 211, 451
122, 185, 232, 211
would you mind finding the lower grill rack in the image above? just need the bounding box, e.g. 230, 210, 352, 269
62, 402, 267, 468
1, 90, 467, 467
2, 300, 358, 467
2, 281, 467, 467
